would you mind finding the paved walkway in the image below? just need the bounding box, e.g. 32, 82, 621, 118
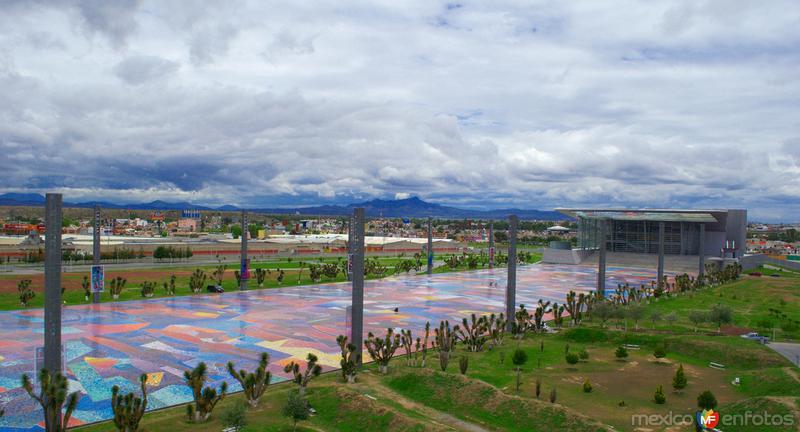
769, 342, 800, 367
0, 264, 659, 430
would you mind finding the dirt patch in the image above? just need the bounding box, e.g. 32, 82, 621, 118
334, 386, 441, 431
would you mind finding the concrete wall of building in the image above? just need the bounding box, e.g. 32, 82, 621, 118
726, 209, 747, 258
740, 254, 800, 271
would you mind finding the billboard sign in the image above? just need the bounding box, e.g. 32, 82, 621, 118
91, 265, 104, 293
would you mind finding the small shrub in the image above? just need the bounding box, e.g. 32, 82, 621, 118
582, 379, 592, 393
697, 390, 718, 410
220, 400, 248, 431
282, 390, 309, 432
653, 345, 666, 360
578, 349, 589, 361
672, 364, 687, 391
565, 353, 579, 365
615, 346, 628, 360
549, 387, 557, 403
512, 349, 528, 367
654, 385, 666, 404
535, 378, 541, 398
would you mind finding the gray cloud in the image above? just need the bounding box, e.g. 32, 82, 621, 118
113, 54, 179, 85
0, 0, 798, 221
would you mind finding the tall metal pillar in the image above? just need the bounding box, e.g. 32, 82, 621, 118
505, 215, 518, 332
240, 210, 248, 290
488, 221, 495, 269
657, 221, 665, 285
92, 205, 101, 303
347, 214, 354, 281
350, 208, 365, 364
426, 216, 433, 275
698, 223, 706, 279
44, 194, 63, 376
597, 219, 607, 296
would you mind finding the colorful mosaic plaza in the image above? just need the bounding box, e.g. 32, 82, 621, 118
0, 263, 661, 430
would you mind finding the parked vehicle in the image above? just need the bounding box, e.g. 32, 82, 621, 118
207, 285, 224, 293
740, 332, 769, 343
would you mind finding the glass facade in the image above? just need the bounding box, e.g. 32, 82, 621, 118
578, 217, 702, 255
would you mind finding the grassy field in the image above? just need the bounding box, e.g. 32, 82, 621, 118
587, 266, 800, 341
0, 253, 539, 312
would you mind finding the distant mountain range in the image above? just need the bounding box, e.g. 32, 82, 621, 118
0, 193, 566, 220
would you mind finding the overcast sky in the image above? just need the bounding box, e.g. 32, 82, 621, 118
0, 1, 798, 221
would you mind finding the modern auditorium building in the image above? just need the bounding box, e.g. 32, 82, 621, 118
547, 208, 747, 264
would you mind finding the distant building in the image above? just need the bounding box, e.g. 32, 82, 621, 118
177, 218, 198, 232
550, 208, 747, 262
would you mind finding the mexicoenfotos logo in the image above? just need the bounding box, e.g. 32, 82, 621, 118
697, 409, 720, 430
631, 410, 794, 428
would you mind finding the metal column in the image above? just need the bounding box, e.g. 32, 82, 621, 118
350, 208, 365, 364
597, 219, 607, 296
488, 221, 495, 269
347, 215, 354, 281
92, 205, 101, 303
699, 223, 706, 279
427, 216, 433, 275
44, 194, 63, 376
506, 215, 518, 331
657, 221, 665, 285
240, 210, 248, 290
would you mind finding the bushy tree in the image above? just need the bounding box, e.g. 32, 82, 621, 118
672, 364, 687, 392
654, 385, 666, 404
512, 349, 528, 391
697, 390, 718, 410
283, 391, 309, 432
615, 346, 628, 360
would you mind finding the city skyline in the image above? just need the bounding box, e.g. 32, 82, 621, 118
1, 1, 798, 222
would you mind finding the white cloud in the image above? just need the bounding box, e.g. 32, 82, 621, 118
0, 0, 798, 221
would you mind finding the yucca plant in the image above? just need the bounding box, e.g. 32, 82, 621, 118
184, 362, 227, 422
22, 369, 80, 432
81, 275, 91, 301
140, 281, 156, 298
400, 329, 416, 366
18, 279, 35, 307
459, 355, 469, 374
337, 335, 359, 383
111, 373, 148, 432
255, 268, 267, 287
284, 353, 322, 396
227, 353, 271, 408
488, 313, 506, 347
365, 328, 401, 374
109, 276, 126, 300
455, 313, 489, 352
189, 269, 206, 293
432, 320, 456, 371
163, 275, 176, 296
419, 321, 430, 367
212, 265, 226, 286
